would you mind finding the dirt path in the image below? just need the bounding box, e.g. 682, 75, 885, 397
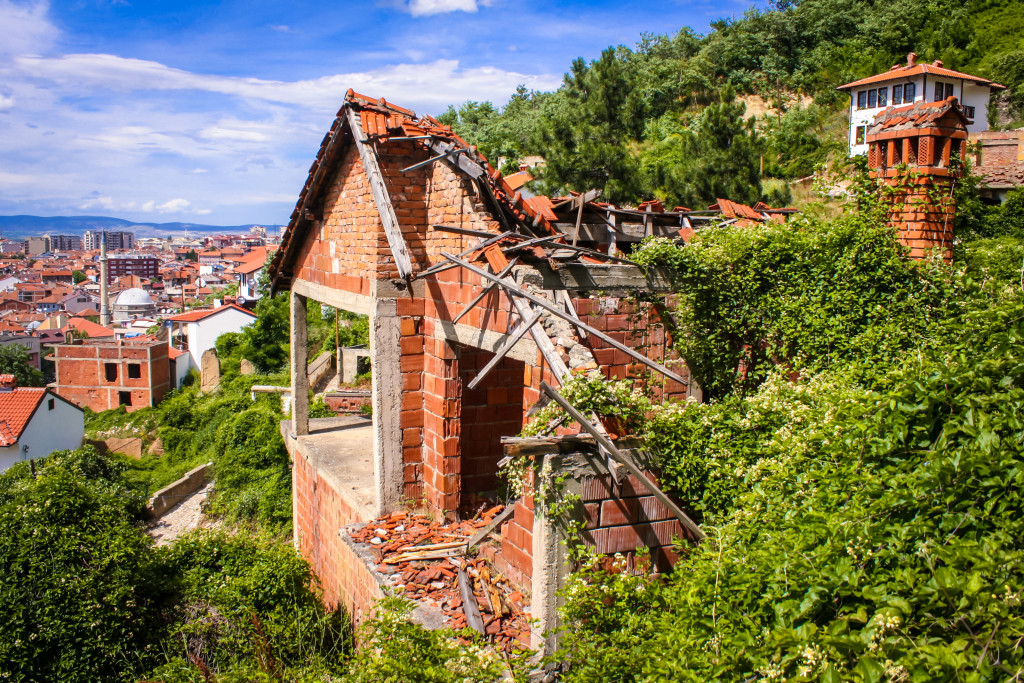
147, 481, 215, 546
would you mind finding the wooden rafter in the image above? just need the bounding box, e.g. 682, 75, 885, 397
441, 252, 688, 387
346, 108, 414, 280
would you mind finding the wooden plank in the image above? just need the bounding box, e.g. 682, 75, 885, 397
479, 247, 569, 381
346, 108, 414, 279
558, 290, 587, 340
427, 140, 486, 179
466, 505, 516, 548
467, 306, 543, 390
441, 252, 688, 387
458, 567, 486, 634
540, 381, 706, 542
432, 224, 498, 238
413, 231, 515, 281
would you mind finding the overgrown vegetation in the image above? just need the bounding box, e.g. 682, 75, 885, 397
524, 190, 1024, 679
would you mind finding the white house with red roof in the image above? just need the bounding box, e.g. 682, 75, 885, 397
0, 375, 84, 472
233, 246, 274, 305
839, 52, 1005, 156
164, 303, 257, 372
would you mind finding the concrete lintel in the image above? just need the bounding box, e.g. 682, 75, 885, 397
433, 317, 541, 366
370, 298, 403, 516
292, 278, 377, 316
516, 263, 674, 294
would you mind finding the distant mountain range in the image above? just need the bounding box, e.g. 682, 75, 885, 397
0, 215, 284, 240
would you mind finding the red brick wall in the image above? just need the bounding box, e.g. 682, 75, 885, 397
54, 342, 169, 412
573, 296, 692, 403
876, 172, 956, 261
495, 463, 695, 586
458, 345, 525, 504
580, 471, 697, 572
324, 392, 371, 413
292, 448, 383, 618
496, 494, 534, 585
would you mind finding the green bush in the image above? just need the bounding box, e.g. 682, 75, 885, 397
148, 530, 351, 682
346, 596, 513, 683
0, 447, 166, 682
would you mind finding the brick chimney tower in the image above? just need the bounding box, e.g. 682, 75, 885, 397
866, 96, 970, 261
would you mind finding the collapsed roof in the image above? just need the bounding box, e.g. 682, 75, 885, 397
269, 90, 792, 292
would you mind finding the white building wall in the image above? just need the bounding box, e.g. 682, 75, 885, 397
848, 75, 993, 155
185, 309, 256, 368
0, 395, 84, 472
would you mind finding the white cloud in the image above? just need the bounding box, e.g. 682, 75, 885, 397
156, 198, 191, 213
0, 93, 14, 110
0, 0, 57, 59
14, 53, 556, 113
407, 0, 479, 17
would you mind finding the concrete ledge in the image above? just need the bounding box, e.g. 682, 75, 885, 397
147, 462, 212, 518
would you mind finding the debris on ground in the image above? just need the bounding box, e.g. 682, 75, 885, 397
349, 508, 531, 650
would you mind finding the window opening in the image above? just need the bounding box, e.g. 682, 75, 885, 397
893, 84, 903, 105
104, 363, 117, 382
118, 391, 131, 406
877, 87, 887, 107
128, 363, 141, 379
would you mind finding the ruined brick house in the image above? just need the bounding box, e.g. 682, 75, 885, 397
52, 336, 170, 412
269, 91, 799, 646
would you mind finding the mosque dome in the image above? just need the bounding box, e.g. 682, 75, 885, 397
112, 287, 156, 322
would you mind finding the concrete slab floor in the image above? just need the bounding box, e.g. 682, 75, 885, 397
282, 415, 376, 516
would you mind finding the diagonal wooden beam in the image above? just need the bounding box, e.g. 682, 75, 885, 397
467, 306, 543, 390
347, 108, 414, 279
452, 258, 519, 323
540, 381, 706, 542
441, 252, 689, 387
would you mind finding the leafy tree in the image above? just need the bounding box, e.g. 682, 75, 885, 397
532, 48, 647, 204
71, 270, 87, 284
184, 249, 198, 262
640, 88, 763, 210
0, 344, 44, 387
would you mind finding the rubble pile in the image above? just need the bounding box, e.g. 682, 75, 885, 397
350, 508, 531, 650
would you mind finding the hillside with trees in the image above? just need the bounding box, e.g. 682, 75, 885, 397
439, 0, 1024, 209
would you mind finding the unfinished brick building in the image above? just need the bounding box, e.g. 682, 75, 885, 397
270, 91, 792, 646
52, 337, 170, 412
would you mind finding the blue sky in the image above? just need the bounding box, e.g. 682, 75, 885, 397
0, 0, 765, 225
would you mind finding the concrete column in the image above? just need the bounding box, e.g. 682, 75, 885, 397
291, 291, 309, 437
370, 298, 403, 516
531, 453, 567, 653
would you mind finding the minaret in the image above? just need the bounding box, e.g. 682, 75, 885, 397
99, 231, 111, 326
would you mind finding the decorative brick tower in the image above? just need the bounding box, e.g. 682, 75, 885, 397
866, 96, 970, 261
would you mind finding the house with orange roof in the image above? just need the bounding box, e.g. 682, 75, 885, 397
165, 303, 256, 372
0, 374, 84, 472
839, 52, 1005, 156
234, 245, 274, 304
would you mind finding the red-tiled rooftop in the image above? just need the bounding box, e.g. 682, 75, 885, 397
0, 386, 47, 446
164, 302, 256, 323
839, 61, 1004, 91
868, 97, 971, 134
65, 317, 115, 338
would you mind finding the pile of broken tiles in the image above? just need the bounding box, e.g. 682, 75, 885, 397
349, 508, 531, 651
